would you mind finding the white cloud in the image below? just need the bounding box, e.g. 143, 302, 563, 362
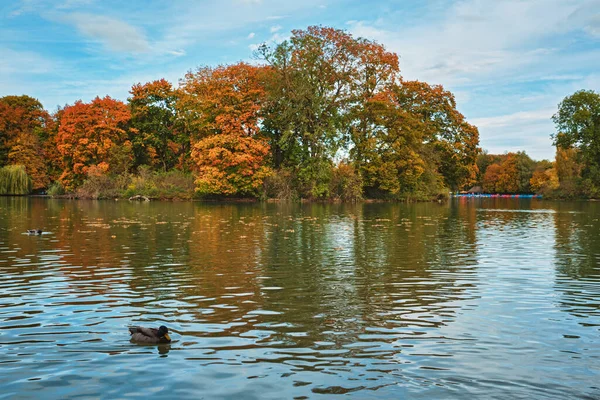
471, 109, 555, 129
270, 25, 282, 33
167, 49, 186, 57
62, 13, 150, 53
247, 32, 255, 39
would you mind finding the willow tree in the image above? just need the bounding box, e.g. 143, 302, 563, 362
0, 165, 32, 195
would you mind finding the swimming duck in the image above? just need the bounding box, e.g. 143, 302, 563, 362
27, 229, 42, 235
128, 325, 171, 344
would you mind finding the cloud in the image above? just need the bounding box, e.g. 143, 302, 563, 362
247, 32, 255, 39
166, 49, 186, 57
471, 109, 556, 130
61, 13, 150, 53
270, 25, 282, 33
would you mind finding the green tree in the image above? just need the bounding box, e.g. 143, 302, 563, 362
129, 79, 181, 171
553, 89, 600, 197
259, 26, 399, 198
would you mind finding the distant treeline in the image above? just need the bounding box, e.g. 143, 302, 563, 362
474, 89, 600, 199
0, 26, 598, 200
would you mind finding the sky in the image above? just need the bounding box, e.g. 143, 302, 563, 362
1, 0, 599, 160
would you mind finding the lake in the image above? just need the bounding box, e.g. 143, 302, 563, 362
0, 197, 598, 399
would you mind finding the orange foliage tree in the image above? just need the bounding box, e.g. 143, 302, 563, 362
0, 95, 52, 189
179, 63, 272, 196
56, 96, 132, 190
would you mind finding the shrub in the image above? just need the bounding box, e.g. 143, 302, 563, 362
329, 163, 362, 202
263, 168, 298, 200
124, 166, 195, 199
47, 181, 65, 196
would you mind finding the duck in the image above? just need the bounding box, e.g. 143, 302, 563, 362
128, 325, 171, 344
27, 229, 43, 235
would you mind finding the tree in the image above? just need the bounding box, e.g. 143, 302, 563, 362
179, 63, 272, 196
56, 96, 132, 190
0, 95, 51, 189
553, 89, 600, 196
555, 147, 583, 197
480, 152, 534, 193
483, 163, 502, 193
530, 168, 559, 194
259, 26, 400, 198
129, 79, 181, 171
394, 80, 480, 191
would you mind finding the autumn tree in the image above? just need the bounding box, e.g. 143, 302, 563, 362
0, 95, 51, 189
555, 147, 583, 197
354, 90, 430, 198
530, 166, 559, 194
553, 89, 600, 197
394, 80, 480, 191
56, 96, 132, 190
483, 162, 502, 193
179, 63, 271, 197
480, 152, 535, 193
129, 79, 182, 171
259, 26, 400, 198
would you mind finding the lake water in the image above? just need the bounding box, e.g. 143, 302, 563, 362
0, 197, 598, 399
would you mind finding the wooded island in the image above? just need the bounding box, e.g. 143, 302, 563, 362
1, 26, 598, 200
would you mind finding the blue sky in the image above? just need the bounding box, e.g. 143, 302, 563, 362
1, 0, 599, 160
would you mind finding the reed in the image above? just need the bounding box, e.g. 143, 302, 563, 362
0, 165, 32, 195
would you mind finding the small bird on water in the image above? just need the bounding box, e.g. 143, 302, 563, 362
128, 325, 172, 344
27, 229, 42, 235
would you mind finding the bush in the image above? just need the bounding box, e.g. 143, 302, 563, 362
47, 181, 65, 196
263, 168, 298, 200
329, 163, 362, 202
123, 166, 195, 199
76, 172, 130, 199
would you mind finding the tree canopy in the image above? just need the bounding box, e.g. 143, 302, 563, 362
0, 25, 487, 200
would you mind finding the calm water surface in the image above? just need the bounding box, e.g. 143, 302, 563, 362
0, 197, 598, 399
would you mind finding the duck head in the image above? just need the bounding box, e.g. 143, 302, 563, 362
158, 325, 171, 342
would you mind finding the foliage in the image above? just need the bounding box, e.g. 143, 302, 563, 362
124, 166, 196, 199
47, 181, 65, 197
553, 90, 600, 198
129, 79, 182, 171
259, 26, 401, 198
192, 134, 272, 197
392, 80, 480, 191
263, 168, 297, 200
0, 164, 32, 195
180, 63, 272, 197
0, 25, 493, 201
0, 95, 51, 189
329, 162, 363, 202
530, 168, 559, 195
554, 147, 583, 198
56, 96, 132, 191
